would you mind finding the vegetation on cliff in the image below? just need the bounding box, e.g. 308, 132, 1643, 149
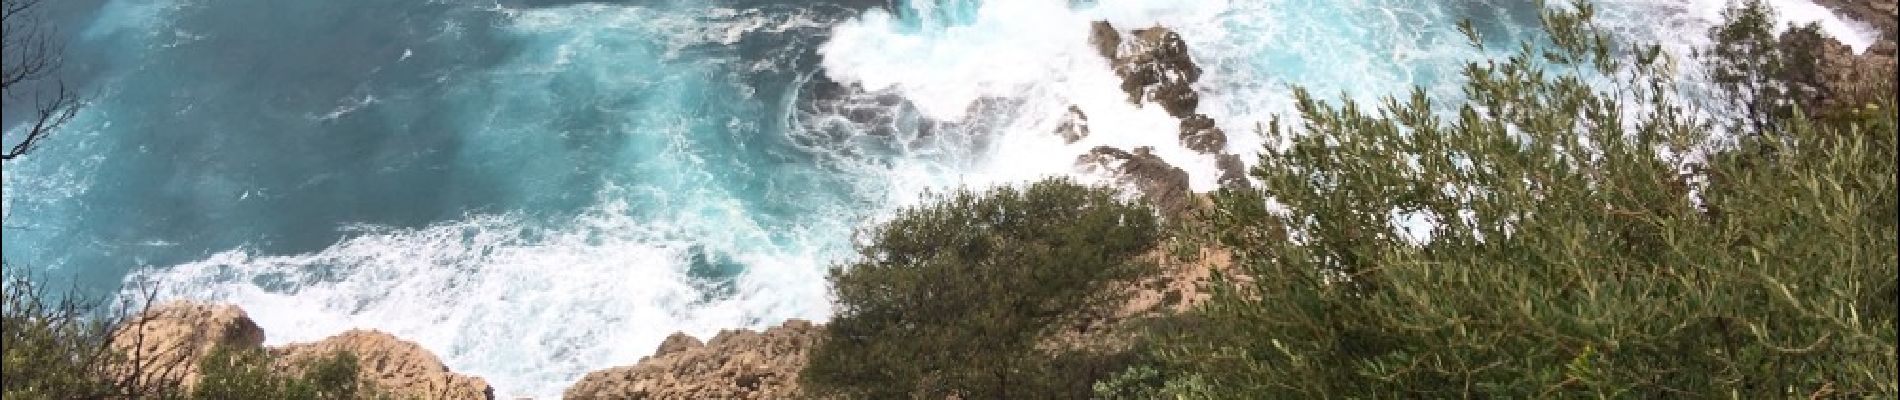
1128, 1, 1897, 397
802, 178, 1163, 399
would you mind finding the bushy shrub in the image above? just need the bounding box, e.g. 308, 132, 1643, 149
193, 346, 369, 400
2, 274, 137, 399
1157, 0, 1897, 398
802, 178, 1163, 399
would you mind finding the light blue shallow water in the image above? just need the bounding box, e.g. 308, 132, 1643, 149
2, 0, 1869, 396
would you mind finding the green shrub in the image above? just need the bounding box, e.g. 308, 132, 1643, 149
801, 178, 1163, 399
1162, 0, 1897, 398
2, 274, 140, 399
193, 346, 370, 400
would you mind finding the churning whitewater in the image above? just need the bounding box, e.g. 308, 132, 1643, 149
0, 0, 1876, 396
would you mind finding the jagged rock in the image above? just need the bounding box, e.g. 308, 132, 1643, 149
273, 330, 495, 400
109, 301, 266, 391
1092, 22, 1204, 118
564, 320, 821, 400
1215, 153, 1250, 189
1178, 113, 1228, 153
1077, 146, 1194, 218
1054, 105, 1091, 143
1089, 21, 1122, 61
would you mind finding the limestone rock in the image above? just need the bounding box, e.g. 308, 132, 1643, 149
273, 330, 495, 400
1077, 146, 1193, 218
109, 301, 266, 391
564, 319, 822, 400
651, 332, 704, 360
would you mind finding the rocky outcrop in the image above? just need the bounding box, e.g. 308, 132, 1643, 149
1086, 21, 1250, 190
273, 330, 494, 400
1771, 1, 1899, 117
109, 301, 493, 399
564, 320, 821, 400
110, 301, 266, 391
1077, 146, 1194, 217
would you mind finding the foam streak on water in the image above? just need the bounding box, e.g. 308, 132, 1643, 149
2, 0, 1879, 397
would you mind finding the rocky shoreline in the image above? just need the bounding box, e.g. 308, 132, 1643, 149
118, 5, 1897, 397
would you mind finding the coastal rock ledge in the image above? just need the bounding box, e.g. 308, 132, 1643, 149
564, 320, 821, 400
109, 301, 495, 400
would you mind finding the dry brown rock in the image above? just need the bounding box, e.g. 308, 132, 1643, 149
109, 301, 266, 391
273, 330, 495, 400
564, 320, 821, 400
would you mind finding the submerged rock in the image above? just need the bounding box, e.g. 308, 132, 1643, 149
564, 320, 821, 400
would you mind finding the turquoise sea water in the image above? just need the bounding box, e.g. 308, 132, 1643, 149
2, 0, 1875, 396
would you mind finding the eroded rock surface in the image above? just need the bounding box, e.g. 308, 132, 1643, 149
273, 330, 494, 400
110, 301, 266, 391
564, 320, 821, 400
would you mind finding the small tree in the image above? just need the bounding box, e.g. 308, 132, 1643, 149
1, 0, 83, 161
1164, 0, 1896, 397
802, 178, 1162, 399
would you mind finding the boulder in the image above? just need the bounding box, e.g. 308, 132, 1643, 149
273, 330, 495, 400
1077, 146, 1194, 218
564, 320, 822, 400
